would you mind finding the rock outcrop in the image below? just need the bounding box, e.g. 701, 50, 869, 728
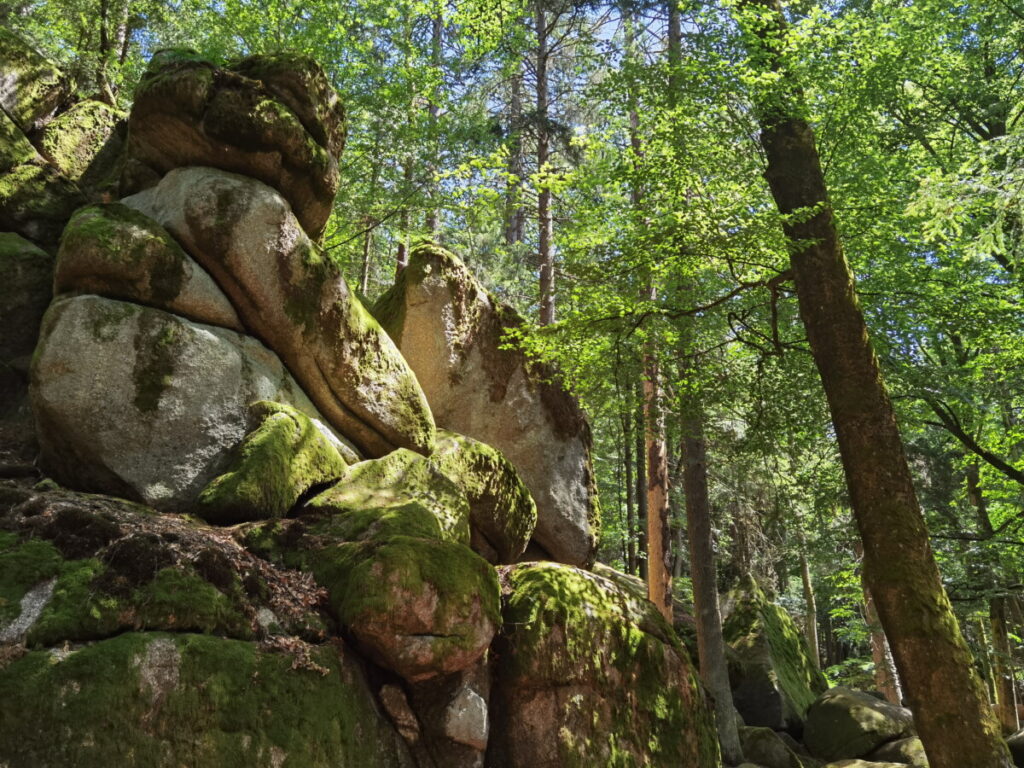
488, 562, 720, 767
37, 99, 124, 193
122, 49, 343, 239
374, 245, 599, 567
31, 295, 349, 510
723, 578, 829, 733
803, 687, 915, 762
0, 28, 65, 133
125, 166, 435, 458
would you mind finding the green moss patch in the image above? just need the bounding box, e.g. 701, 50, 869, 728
0, 632, 412, 768
198, 401, 348, 524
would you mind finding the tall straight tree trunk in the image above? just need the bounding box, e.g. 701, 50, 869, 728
643, 339, 671, 622
396, 160, 412, 277
635, 407, 648, 582
680, 391, 742, 763
621, 412, 637, 575
735, 1, 1011, 764
425, 8, 442, 236
504, 65, 526, 245
864, 581, 903, 705
535, 0, 555, 326
799, 547, 820, 669
991, 597, 1019, 734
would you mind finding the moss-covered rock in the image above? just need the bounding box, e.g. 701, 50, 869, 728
0, 488, 329, 645
488, 561, 720, 767
0, 160, 84, 246
54, 203, 243, 330
308, 536, 499, 682
0, 109, 38, 172
31, 295, 351, 511
0, 28, 66, 132
429, 430, 536, 563
0, 231, 51, 366
803, 687, 914, 762
125, 166, 436, 458
723, 578, 829, 733
739, 725, 816, 768
373, 243, 599, 567
123, 49, 342, 238
866, 736, 927, 766
37, 99, 124, 190
306, 448, 470, 545
0, 632, 413, 768
198, 401, 349, 524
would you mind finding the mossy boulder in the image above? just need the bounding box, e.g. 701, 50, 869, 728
54, 203, 243, 330
0, 487, 329, 645
821, 762, 907, 768
125, 166, 435, 458
0, 28, 66, 132
0, 160, 84, 246
0, 109, 38, 172
306, 448, 470, 545
123, 49, 344, 238
30, 295, 351, 511
803, 687, 914, 761
739, 726, 816, 768
866, 736, 927, 766
0, 632, 413, 768
37, 99, 124, 191
0, 232, 51, 367
488, 561, 720, 767
723, 578, 829, 733
308, 536, 499, 682
374, 243, 598, 567
429, 430, 536, 564
198, 400, 349, 524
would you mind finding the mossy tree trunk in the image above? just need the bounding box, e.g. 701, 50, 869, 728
681, 389, 742, 764
799, 546, 820, 670
734, 1, 1012, 765
991, 597, 1019, 734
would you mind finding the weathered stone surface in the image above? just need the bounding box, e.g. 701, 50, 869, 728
488, 561, 720, 768
739, 726, 814, 768
803, 688, 914, 761
0, 160, 84, 246
122, 49, 344, 238
1008, 728, 1024, 767
307, 449, 471, 545
0, 232, 51, 366
308, 536, 499, 682
374, 245, 598, 566
430, 430, 536, 563
0, 109, 37, 172
37, 99, 124, 190
124, 167, 435, 458
407, 663, 490, 768
0, 632, 413, 768
30, 295, 346, 511
54, 203, 243, 330
723, 578, 829, 733
0, 28, 65, 132
865, 736, 927, 767
198, 401, 350, 525
592, 562, 700, 651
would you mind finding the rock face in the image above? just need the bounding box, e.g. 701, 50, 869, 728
0, 28, 65, 132
1008, 728, 1024, 767
738, 725, 809, 768
37, 99, 124, 192
374, 245, 599, 567
31, 295, 345, 510
0, 486, 412, 768
122, 49, 343, 239
54, 203, 243, 330
723, 578, 829, 733
488, 562, 720, 767
803, 687, 914, 761
865, 736, 927, 766
124, 166, 435, 458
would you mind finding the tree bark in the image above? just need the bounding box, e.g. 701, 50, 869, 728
681, 394, 742, 764
799, 547, 820, 670
535, 0, 555, 325
864, 581, 903, 705
395, 160, 412, 278
735, 1, 1011, 764
621, 412, 637, 575
425, 8, 442, 237
504, 64, 526, 245
635, 407, 648, 582
643, 337, 672, 622
991, 597, 1019, 734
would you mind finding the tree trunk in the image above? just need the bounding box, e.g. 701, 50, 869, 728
991, 597, 1019, 734
359, 220, 373, 296
395, 160, 412, 277
635, 407, 648, 582
681, 394, 742, 764
535, 0, 555, 326
643, 336, 671, 622
621, 412, 637, 575
799, 548, 820, 670
864, 582, 903, 705
425, 9, 442, 237
735, 1, 1011, 764
504, 65, 525, 245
